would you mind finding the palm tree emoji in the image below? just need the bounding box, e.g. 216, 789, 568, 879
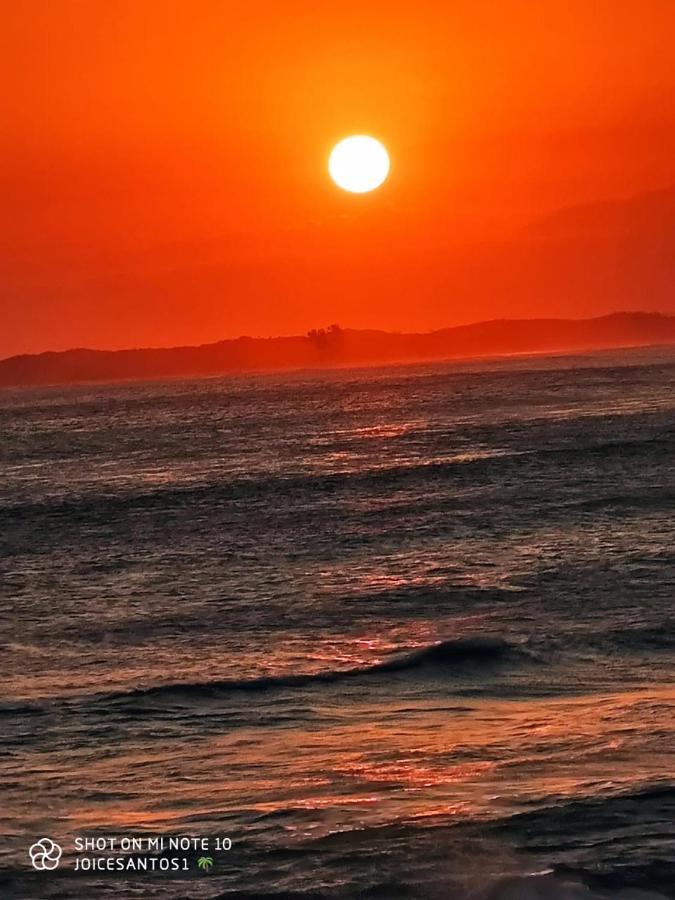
197, 855, 214, 872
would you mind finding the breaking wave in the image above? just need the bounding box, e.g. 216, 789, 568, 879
104, 637, 533, 704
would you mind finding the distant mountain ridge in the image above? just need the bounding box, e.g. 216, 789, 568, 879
1, 312, 674, 388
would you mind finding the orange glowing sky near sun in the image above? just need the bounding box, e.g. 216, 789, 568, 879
1, 1, 674, 357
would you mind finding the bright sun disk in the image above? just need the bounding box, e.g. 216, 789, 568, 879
329, 135, 390, 194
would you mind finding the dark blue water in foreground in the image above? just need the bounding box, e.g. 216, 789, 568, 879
1, 348, 675, 899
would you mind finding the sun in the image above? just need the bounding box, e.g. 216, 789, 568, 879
329, 135, 390, 194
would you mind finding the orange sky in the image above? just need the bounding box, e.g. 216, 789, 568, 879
1, 0, 674, 357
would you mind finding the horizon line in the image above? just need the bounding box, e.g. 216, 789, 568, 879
3, 309, 672, 364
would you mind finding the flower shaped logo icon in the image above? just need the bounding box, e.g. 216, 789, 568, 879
29, 838, 62, 870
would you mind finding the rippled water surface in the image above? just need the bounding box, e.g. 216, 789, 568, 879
2, 348, 675, 898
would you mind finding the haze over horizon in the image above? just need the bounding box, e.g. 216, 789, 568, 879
1, 308, 673, 361
2, 1, 674, 358
2, 311, 673, 389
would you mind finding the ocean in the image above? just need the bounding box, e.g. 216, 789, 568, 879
2, 347, 675, 899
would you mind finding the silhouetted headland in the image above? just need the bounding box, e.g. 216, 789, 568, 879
1, 312, 674, 388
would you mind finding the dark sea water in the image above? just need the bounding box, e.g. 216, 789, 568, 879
2, 348, 675, 899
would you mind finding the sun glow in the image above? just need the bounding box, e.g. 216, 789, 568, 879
328, 135, 390, 194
